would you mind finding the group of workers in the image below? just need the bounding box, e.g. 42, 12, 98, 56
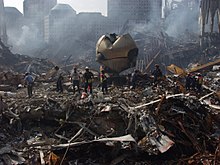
24, 63, 203, 98
185, 72, 203, 92
24, 66, 108, 98
56, 66, 96, 95
130, 64, 163, 89
24, 64, 164, 98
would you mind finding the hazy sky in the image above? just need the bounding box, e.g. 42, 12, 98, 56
4, 0, 107, 15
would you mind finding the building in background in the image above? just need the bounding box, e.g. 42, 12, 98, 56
108, 0, 162, 25
23, 0, 57, 41
24, 0, 57, 19
44, 4, 76, 43
164, 0, 200, 37
0, 0, 7, 44
75, 12, 110, 40
4, 7, 23, 45
1, 0, 164, 59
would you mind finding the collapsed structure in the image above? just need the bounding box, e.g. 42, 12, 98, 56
1, 69, 220, 164
1, 0, 220, 164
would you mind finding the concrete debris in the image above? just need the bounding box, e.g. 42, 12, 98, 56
1, 26, 220, 164
0, 66, 220, 165
0, 40, 54, 74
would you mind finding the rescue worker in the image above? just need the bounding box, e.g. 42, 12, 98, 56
191, 74, 196, 91
100, 70, 108, 94
152, 64, 163, 84
196, 73, 203, 93
71, 67, 80, 94
83, 67, 94, 94
24, 72, 34, 98
57, 73, 64, 93
185, 73, 191, 91
54, 66, 64, 93
127, 73, 132, 87
131, 70, 139, 89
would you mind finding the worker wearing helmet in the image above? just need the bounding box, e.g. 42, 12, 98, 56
100, 70, 108, 94
83, 67, 94, 94
185, 73, 192, 91
70, 67, 80, 94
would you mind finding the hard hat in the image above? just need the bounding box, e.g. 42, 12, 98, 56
85, 66, 89, 70
81, 92, 87, 99
55, 66, 59, 70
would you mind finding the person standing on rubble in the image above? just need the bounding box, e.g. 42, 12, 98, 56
83, 67, 94, 94
57, 73, 64, 93
191, 74, 196, 91
131, 70, 139, 89
152, 64, 163, 84
100, 70, 108, 94
196, 73, 203, 93
185, 73, 191, 91
71, 67, 80, 94
24, 72, 34, 98
54, 66, 64, 93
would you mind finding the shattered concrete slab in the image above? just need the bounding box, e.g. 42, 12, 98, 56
0, 77, 220, 164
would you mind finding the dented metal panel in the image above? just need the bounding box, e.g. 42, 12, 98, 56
96, 33, 138, 73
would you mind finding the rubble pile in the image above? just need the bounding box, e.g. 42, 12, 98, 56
0, 79, 220, 164
135, 30, 202, 70
132, 28, 220, 73
0, 40, 54, 73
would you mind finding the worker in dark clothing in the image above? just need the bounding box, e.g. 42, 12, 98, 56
191, 74, 196, 91
131, 70, 139, 89
196, 73, 203, 93
71, 67, 80, 94
83, 67, 94, 94
24, 72, 34, 98
100, 70, 108, 94
109, 33, 118, 43
57, 73, 64, 93
152, 64, 163, 84
54, 66, 64, 93
185, 73, 191, 91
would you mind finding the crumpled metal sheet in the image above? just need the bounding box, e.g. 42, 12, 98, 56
96, 33, 138, 73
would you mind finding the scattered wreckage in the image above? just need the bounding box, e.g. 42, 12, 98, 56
1, 10, 220, 163
0, 71, 220, 164
0, 39, 54, 73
